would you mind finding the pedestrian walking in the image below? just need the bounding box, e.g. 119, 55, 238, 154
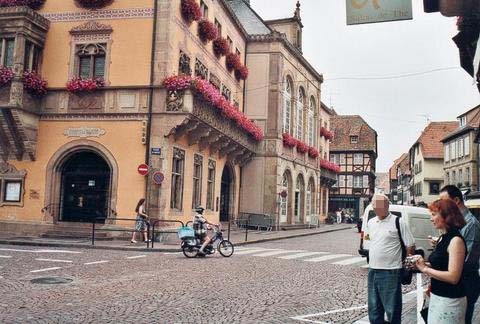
439, 185, 480, 324
131, 198, 150, 243
414, 198, 467, 324
365, 194, 415, 324
336, 209, 342, 224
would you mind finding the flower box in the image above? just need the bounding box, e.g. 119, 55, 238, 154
180, 0, 201, 24
75, 0, 113, 9
0, 65, 13, 88
226, 53, 241, 72
66, 77, 105, 93
198, 19, 218, 43
308, 147, 319, 158
282, 133, 296, 148
296, 141, 309, 154
320, 159, 340, 173
0, 0, 46, 9
162, 75, 264, 141
22, 70, 47, 98
320, 126, 333, 140
235, 65, 249, 80
213, 37, 230, 57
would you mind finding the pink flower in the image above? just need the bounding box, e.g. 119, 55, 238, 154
198, 20, 218, 43
226, 53, 241, 72
0, 65, 13, 88
22, 70, 47, 98
180, 0, 202, 24
67, 77, 105, 93
308, 147, 319, 158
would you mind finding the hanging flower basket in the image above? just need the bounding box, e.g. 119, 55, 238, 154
0, 0, 46, 9
0, 65, 13, 88
198, 20, 218, 43
67, 77, 105, 93
75, 0, 113, 9
282, 133, 296, 148
180, 0, 201, 24
296, 141, 309, 154
162, 75, 264, 141
213, 37, 230, 57
235, 65, 249, 80
308, 147, 319, 158
226, 53, 241, 72
22, 70, 47, 98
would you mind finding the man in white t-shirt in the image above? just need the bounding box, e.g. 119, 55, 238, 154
364, 194, 415, 324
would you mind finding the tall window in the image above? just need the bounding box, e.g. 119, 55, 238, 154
192, 154, 203, 208
307, 180, 314, 220
466, 167, 470, 185
339, 175, 345, 187
446, 172, 450, 185
227, 36, 233, 50
354, 153, 363, 165
452, 170, 457, 184
0, 38, 15, 68
308, 97, 315, 146
458, 138, 464, 158
76, 43, 106, 79
294, 176, 304, 222
200, 0, 208, 18
296, 88, 305, 140
363, 175, 369, 188
171, 148, 185, 210
465, 136, 470, 156
445, 144, 450, 161
283, 78, 293, 134
459, 169, 463, 185
452, 142, 457, 160
214, 19, 222, 36
280, 172, 289, 223
24, 40, 41, 72
354, 176, 362, 188
206, 160, 216, 210
322, 190, 327, 215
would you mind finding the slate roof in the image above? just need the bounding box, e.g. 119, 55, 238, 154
413, 122, 459, 159
330, 115, 377, 153
224, 0, 271, 36
389, 153, 408, 180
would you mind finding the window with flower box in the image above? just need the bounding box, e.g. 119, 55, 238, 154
283, 77, 293, 134
178, 51, 191, 75
221, 85, 231, 101
76, 43, 106, 79
192, 154, 203, 208
206, 160, 216, 210
24, 40, 42, 72
171, 148, 185, 210
296, 88, 305, 140
0, 38, 15, 68
194, 58, 208, 80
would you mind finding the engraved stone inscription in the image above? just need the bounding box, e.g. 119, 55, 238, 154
63, 127, 106, 138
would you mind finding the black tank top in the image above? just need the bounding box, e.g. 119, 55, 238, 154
428, 229, 466, 298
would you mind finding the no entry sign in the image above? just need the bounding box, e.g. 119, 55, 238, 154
137, 164, 149, 176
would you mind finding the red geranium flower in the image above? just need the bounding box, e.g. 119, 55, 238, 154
22, 70, 47, 98
67, 77, 105, 93
0, 65, 13, 88
296, 141, 309, 154
213, 37, 230, 57
235, 65, 249, 80
180, 0, 202, 24
198, 20, 218, 43
308, 147, 319, 158
282, 133, 296, 148
226, 53, 241, 72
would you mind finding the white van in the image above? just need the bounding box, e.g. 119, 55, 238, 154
358, 204, 439, 262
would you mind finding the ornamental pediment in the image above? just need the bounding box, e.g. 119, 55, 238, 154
70, 21, 113, 35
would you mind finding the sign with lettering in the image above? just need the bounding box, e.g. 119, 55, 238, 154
346, 0, 413, 25
64, 127, 106, 138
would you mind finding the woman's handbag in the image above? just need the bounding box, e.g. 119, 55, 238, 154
396, 216, 413, 285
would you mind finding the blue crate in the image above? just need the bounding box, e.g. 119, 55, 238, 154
177, 226, 195, 239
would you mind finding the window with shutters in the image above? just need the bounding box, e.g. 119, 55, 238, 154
458, 138, 464, 158
76, 43, 106, 79
452, 142, 457, 160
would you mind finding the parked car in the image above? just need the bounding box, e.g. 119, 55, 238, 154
358, 204, 438, 263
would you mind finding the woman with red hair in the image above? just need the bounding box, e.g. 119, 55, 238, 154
415, 199, 467, 323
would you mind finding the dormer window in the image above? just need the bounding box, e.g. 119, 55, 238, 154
350, 136, 358, 144
459, 116, 466, 127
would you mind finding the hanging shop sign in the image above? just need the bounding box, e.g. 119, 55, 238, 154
346, 0, 413, 25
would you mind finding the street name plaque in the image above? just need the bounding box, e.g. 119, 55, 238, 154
346, 0, 413, 25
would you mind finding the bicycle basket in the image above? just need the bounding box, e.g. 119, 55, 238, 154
177, 226, 195, 239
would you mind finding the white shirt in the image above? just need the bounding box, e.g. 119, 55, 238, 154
365, 213, 415, 270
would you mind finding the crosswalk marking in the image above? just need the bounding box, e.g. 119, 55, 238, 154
234, 248, 278, 255
84, 260, 109, 265
278, 252, 328, 260
332, 257, 366, 266
304, 254, 351, 263
251, 250, 304, 257
126, 255, 147, 260
0, 255, 12, 258
0, 248, 82, 254
35, 258, 73, 263
30, 267, 62, 273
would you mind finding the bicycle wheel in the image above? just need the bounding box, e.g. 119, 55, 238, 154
182, 246, 198, 258
217, 240, 234, 257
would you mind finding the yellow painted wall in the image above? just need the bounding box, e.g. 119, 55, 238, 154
1, 120, 146, 223
39, 0, 154, 87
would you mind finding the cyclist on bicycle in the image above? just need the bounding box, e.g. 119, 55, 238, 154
193, 206, 219, 256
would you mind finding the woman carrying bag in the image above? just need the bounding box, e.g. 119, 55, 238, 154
131, 198, 150, 243
414, 199, 467, 323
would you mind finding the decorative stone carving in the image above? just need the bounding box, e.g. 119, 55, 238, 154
63, 127, 106, 138
68, 92, 104, 112
166, 90, 184, 112
221, 85, 231, 101
209, 73, 220, 91
188, 125, 211, 146
41, 8, 154, 23
208, 159, 216, 169
173, 147, 185, 160
118, 93, 136, 109
70, 21, 113, 35
194, 154, 203, 164
0, 161, 26, 177
194, 58, 208, 80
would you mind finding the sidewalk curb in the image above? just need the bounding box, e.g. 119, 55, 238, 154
0, 226, 352, 252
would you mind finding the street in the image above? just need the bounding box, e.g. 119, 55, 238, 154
1, 228, 414, 324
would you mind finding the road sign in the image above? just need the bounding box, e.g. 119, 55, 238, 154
151, 148, 161, 155
346, 0, 412, 25
152, 171, 165, 185
137, 164, 149, 176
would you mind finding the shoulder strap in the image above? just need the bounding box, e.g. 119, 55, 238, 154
395, 216, 407, 259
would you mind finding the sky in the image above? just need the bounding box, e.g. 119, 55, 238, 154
250, 0, 480, 172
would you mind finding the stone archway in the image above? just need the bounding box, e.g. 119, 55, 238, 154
44, 140, 118, 223
219, 163, 235, 222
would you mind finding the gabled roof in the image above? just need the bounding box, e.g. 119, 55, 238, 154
330, 115, 377, 153
389, 153, 408, 180
443, 105, 480, 142
413, 122, 459, 159
398, 153, 411, 176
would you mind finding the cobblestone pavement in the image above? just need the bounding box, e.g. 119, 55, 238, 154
2, 228, 474, 323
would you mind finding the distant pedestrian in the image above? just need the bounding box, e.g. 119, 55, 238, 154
336, 209, 342, 224
439, 185, 480, 324
131, 198, 150, 243
415, 199, 467, 324
365, 194, 415, 324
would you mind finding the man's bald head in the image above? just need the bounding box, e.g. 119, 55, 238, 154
372, 194, 390, 219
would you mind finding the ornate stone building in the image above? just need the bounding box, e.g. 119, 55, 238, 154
0, 0, 259, 234
228, 0, 337, 225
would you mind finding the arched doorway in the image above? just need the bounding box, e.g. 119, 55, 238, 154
60, 151, 111, 222
280, 171, 292, 224
220, 164, 235, 222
